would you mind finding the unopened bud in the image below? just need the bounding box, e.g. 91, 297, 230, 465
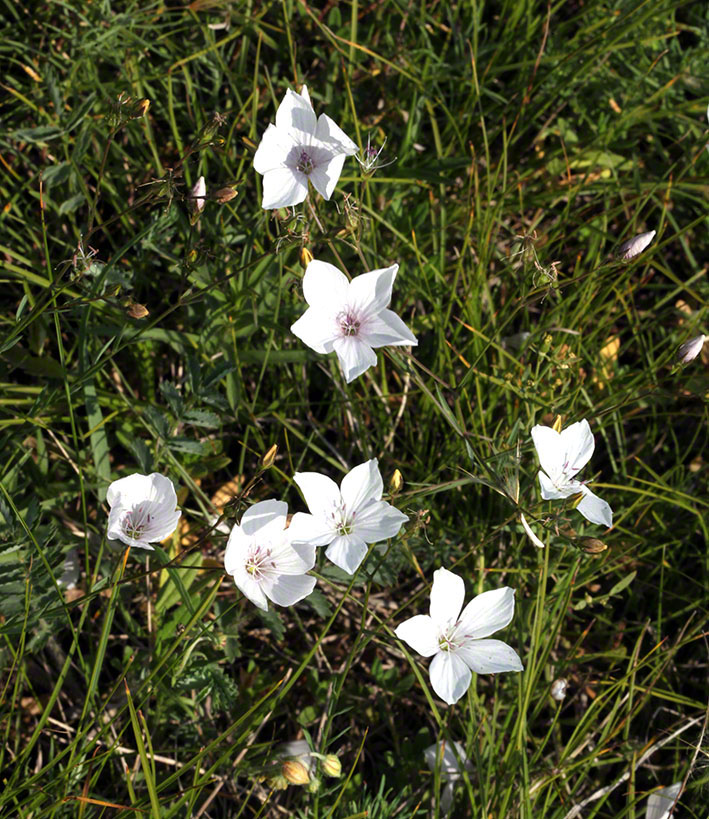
551, 678, 568, 701
321, 754, 341, 778
580, 537, 608, 554
300, 247, 314, 269
677, 334, 705, 364
306, 776, 322, 793
133, 99, 150, 118
190, 176, 206, 224
187, 248, 198, 263
126, 302, 149, 319
281, 759, 310, 786
541, 333, 553, 351
618, 229, 655, 260
552, 415, 563, 433
269, 773, 289, 790
201, 112, 227, 141
389, 469, 403, 496
261, 444, 278, 469
214, 186, 237, 204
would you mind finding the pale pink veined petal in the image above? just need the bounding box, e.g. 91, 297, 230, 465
458, 587, 516, 639
395, 614, 439, 657
429, 650, 471, 705
456, 638, 523, 674
231, 567, 270, 611
266, 573, 316, 607
302, 260, 349, 310
290, 307, 338, 355
340, 459, 383, 512
325, 532, 368, 574
286, 510, 334, 547
270, 538, 316, 574
577, 487, 613, 527
239, 499, 288, 538
315, 112, 358, 155
559, 419, 595, 477
645, 782, 682, 819
309, 153, 346, 200
348, 265, 398, 318
261, 167, 308, 210
332, 335, 377, 382
429, 568, 465, 627
361, 308, 417, 348
352, 500, 407, 542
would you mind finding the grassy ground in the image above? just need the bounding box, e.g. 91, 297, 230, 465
1, 0, 708, 816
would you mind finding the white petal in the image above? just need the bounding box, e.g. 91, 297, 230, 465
290, 307, 338, 355
538, 470, 573, 500
456, 639, 524, 674
559, 419, 595, 476
645, 782, 682, 819
275, 87, 316, 138
266, 573, 316, 607
395, 614, 439, 657
577, 487, 613, 527
287, 511, 335, 547
429, 651, 471, 705
315, 112, 358, 155
270, 538, 316, 574
232, 569, 269, 611
302, 260, 349, 311
348, 265, 398, 318
106, 472, 177, 508
531, 425, 565, 484
353, 500, 407, 542
362, 309, 417, 348
332, 336, 377, 382
424, 741, 467, 779
309, 153, 346, 200
253, 123, 294, 174
239, 499, 288, 538
340, 459, 382, 512
520, 513, 546, 549
429, 568, 465, 627
298, 85, 311, 107
458, 587, 516, 639
619, 229, 656, 260
678, 334, 706, 364
293, 471, 342, 517
261, 167, 308, 210
144, 509, 182, 543
325, 533, 368, 574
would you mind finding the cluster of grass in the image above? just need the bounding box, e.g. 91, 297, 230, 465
1, 0, 708, 816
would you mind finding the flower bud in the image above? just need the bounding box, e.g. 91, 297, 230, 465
306, 776, 322, 793
126, 302, 149, 319
551, 678, 568, 701
580, 537, 607, 554
281, 759, 310, 786
268, 773, 289, 791
677, 334, 705, 364
261, 444, 278, 469
321, 754, 341, 778
190, 176, 206, 224
132, 98, 150, 118
214, 186, 237, 204
300, 247, 314, 269
618, 229, 655, 260
552, 415, 563, 433
389, 469, 403, 496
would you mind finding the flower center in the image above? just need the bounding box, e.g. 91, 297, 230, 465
122, 506, 152, 540
296, 150, 314, 175
336, 309, 361, 337
329, 499, 354, 536
245, 545, 277, 580
438, 622, 469, 653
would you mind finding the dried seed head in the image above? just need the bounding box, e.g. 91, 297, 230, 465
126, 302, 149, 319
580, 537, 608, 554
677, 334, 706, 364
214, 186, 237, 204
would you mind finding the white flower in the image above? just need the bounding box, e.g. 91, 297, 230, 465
424, 740, 471, 814
288, 458, 408, 575
531, 419, 613, 528
290, 260, 418, 383
224, 499, 316, 611
618, 230, 655, 260
645, 782, 682, 819
395, 568, 523, 706
677, 334, 705, 364
106, 472, 181, 550
253, 86, 357, 209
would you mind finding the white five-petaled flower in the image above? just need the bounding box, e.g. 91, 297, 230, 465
290, 260, 418, 383
531, 419, 613, 528
287, 458, 408, 575
395, 568, 523, 706
618, 229, 656, 260
424, 740, 471, 814
253, 86, 357, 210
106, 472, 182, 550
645, 782, 682, 819
224, 499, 316, 611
